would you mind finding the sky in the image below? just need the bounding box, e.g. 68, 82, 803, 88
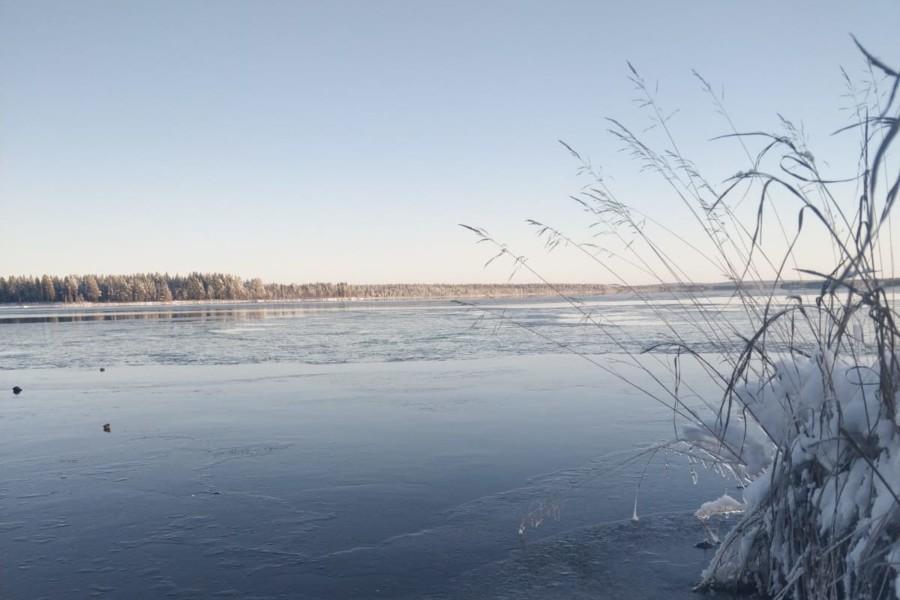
1, 0, 899, 284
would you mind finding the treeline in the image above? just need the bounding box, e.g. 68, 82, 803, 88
0, 273, 621, 304
4, 273, 894, 304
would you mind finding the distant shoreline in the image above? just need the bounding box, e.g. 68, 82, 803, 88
2, 278, 891, 308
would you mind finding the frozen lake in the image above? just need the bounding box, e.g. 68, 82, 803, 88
0, 298, 750, 598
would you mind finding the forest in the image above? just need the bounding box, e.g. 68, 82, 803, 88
0, 273, 623, 303
1, 273, 883, 304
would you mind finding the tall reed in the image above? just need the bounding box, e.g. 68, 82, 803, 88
464, 41, 900, 598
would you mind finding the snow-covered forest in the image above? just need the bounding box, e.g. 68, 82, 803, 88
0, 273, 624, 303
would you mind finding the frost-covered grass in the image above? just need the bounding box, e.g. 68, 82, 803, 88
465, 40, 900, 598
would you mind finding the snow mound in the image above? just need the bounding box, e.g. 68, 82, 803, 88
694, 494, 745, 521
695, 354, 900, 599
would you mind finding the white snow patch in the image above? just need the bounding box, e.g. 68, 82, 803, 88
694, 494, 745, 520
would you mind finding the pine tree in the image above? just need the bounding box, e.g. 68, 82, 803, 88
41, 275, 56, 302
83, 276, 102, 302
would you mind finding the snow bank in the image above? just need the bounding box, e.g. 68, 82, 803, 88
695, 353, 900, 599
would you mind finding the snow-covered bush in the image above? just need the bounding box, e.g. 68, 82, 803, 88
699, 353, 900, 598
687, 43, 900, 598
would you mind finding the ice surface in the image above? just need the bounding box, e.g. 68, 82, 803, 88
0, 354, 728, 599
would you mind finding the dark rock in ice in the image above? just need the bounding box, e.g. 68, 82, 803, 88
99, 368, 105, 372
694, 540, 717, 549
12, 386, 22, 395
103, 423, 111, 433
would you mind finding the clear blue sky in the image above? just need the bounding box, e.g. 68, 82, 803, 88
2, 1, 898, 283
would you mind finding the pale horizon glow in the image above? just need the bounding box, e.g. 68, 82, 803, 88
2, 1, 899, 285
